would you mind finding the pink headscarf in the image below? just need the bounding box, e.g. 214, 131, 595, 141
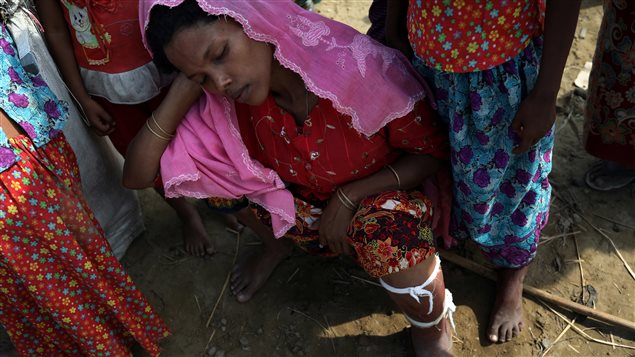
139, 0, 435, 238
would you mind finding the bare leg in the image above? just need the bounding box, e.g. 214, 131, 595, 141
488, 266, 527, 343
230, 208, 293, 303
165, 197, 216, 257
382, 256, 453, 357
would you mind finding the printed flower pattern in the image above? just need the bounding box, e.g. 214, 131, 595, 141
416, 38, 551, 268
0, 136, 168, 356
253, 190, 435, 278
584, 0, 635, 165
407, 0, 544, 73
0, 25, 68, 173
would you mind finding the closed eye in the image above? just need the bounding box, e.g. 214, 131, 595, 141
214, 45, 227, 64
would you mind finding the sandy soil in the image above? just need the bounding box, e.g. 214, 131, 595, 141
121, 1, 635, 356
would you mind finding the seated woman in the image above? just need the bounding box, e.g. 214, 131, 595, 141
125, 1, 453, 355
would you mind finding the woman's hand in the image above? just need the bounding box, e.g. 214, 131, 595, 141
82, 99, 115, 136
510, 93, 556, 154
313, 195, 355, 255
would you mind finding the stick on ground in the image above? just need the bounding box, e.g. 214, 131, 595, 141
206, 232, 241, 327
439, 250, 635, 332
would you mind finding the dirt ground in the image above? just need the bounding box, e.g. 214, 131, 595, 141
121, 1, 635, 356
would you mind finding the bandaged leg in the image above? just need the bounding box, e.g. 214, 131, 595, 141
380, 254, 456, 329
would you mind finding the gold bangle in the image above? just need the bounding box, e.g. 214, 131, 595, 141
145, 120, 172, 141
386, 164, 401, 189
336, 188, 357, 211
151, 111, 175, 138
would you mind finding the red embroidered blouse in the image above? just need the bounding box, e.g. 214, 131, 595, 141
236, 96, 448, 203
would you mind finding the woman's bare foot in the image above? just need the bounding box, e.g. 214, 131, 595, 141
230, 237, 292, 303
411, 318, 453, 357
488, 266, 527, 343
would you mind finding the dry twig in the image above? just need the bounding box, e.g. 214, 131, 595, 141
323, 315, 337, 355
201, 329, 216, 356
288, 308, 328, 330
592, 213, 635, 231
349, 275, 382, 288
287, 267, 300, 283
540, 231, 582, 245
596, 227, 635, 280
542, 315, 576, 356
572, 234, 585, 303
194, 295, 201, 314
540, 301, 635, 350
206, 232, 241, 327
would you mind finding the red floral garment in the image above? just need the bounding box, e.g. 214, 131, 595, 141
0, 134, 169, 356
254, 190, 436, 278
584, 0, 635, 168
236, 96, 448, 203
407, 0, 544, 73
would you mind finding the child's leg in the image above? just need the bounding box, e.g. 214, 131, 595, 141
94, 96, 218, 256
165, 196, 216, 256
417, 37, 549, 344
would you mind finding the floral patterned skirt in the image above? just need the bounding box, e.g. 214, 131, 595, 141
0, 134, 169, 356
415, 37, 550, 268
584, 0, 635, 168
253, 190, 436, 278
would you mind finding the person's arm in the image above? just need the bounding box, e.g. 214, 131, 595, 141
122, 73, 203, 189
316, 154, 441, 255
511, 0, 582, 154
385, 0, 412, 58
34, 0, 115, 135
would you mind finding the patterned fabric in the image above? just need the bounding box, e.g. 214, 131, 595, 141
0, 134, 169, 356
407, 0, 544, 73
236, 96, 447, 202
0, 25, 68, 173
584, 0, 635, 168
254, 190, 436, 278
206, 196, 248, 213
416, 38, 551, 268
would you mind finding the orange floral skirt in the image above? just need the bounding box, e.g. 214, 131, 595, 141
254, 190, 436, 278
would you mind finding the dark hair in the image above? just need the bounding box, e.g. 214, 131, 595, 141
146, 0, 218, 73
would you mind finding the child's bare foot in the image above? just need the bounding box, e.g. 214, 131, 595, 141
230, 238, 292, 303
182, 214, 216, 257
488, 267, 527, 343
411, 318, 453, 357
166, 197, 216, 257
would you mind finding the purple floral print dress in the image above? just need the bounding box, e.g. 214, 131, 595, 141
409, 1, 551, 268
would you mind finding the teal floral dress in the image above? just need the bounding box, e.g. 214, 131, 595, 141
408, 0, 551, 268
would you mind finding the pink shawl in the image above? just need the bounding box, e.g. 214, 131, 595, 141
139, 0, 439, 239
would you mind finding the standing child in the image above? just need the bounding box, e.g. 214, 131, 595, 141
35, 0, 221, 256
583, 0, 635, 190
387, 0, 581, 343
0, 19, 168, 355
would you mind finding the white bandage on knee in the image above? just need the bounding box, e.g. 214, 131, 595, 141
379, 254, 456, 329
